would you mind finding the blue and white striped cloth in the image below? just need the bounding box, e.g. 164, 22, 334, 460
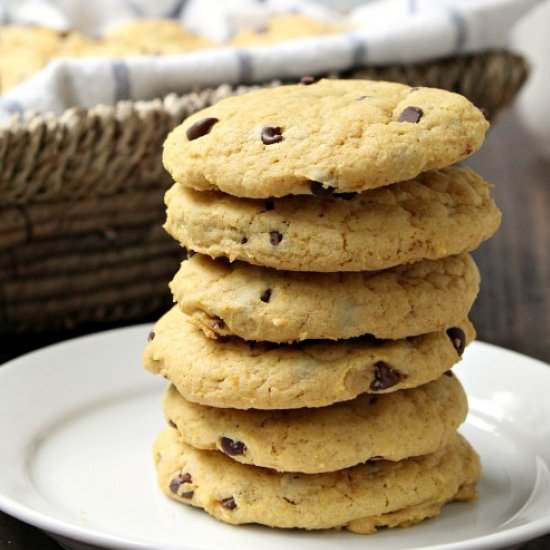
0, 0, 541, 121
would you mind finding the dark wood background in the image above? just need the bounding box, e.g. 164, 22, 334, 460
1, 108, 549, 549
469, 111, 550, 364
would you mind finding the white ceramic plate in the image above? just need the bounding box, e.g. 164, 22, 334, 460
0, 325, 549, 550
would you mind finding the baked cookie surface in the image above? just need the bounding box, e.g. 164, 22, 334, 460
163, 79, 489, 198
163, 374, 468, 473
164, 167, 501, 272
154, 429, 480, 532
171, 253, 480, 342
0, 26, 63, 92
144, 306, 475, 409
231, 14, 345, 47
102, 19, 213, 54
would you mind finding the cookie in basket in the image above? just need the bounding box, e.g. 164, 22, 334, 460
0, 26, 64, 92
101, 18, 214, 55
231, 14, 346, 47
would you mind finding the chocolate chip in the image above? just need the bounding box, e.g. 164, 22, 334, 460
186, 117, 218, 140
444, 370, 454, 377
264, 200, 275, 211
168, 419, 177, 428
446, 327, 466, 356
212, 316, 225, 330
270, 231, 283, 245
169, 472, 192, 495
148, 330, 155, 342
463, 144, 474, 155
480, 107, 490, 121
283, 497, 297, 504
261, 126, 283, 145
221, 496, 237, 510
180, 472, 192, 483
259, 288, 272, 303
398, 106, 423, 123
169, 479, 179, 493
370, 362, 402, 391
335, 192, 357, 200
300, 75, 318, 85
310, 181, 334, 197
181, 490, 194, 498
220, 437, 247, 456
240, 236, 248, 244
356, 95, 369, 101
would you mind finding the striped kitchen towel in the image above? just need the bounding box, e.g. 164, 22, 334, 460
0, 0, 541, 121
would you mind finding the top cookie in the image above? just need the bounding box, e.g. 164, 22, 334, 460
163, 79, 488, 198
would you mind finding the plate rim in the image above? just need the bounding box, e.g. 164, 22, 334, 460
0, 325, 550, 550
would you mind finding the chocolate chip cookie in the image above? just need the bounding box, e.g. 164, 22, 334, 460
163, 79, 488, 198
164, 167, 501, 272
144, 306, 474, 409
154, 429, 480, 532
163, 373, 467, 473
171, 253, 480, 342
231, 14, 346, 47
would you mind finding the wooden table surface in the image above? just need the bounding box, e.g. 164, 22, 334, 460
1, 107, 549, 549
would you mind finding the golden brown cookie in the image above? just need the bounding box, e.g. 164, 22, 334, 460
103, 19, 214, 54
171, 253, 480, 342
144, 306, 475, 409
232, 14, 346, 47
164, 167, 501, 272
163, 79, 489, 198
163, 373, 468, 473
0, 26, 63, 92
154, 429, 480, 532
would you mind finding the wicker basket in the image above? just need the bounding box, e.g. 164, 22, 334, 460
0, 50, 528, 332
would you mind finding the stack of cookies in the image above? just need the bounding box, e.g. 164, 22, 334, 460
144, 79, 501, 534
